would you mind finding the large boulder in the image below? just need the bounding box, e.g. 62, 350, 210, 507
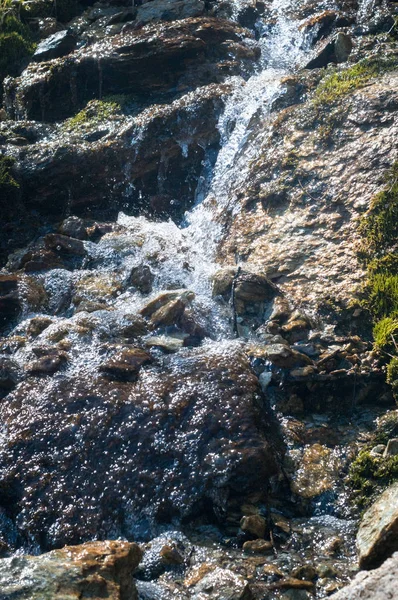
0, 540, 142, 600
0, 345, 283, 551
5, 17, 257, 122
332, 552, 398, 600
357, 482, 398, 569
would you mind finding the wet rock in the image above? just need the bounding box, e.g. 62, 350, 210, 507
0, 357, 21, 393
33, 30, 77, 62
127, 264, 154, 294
357, 482, 398, 569
268, 578, 314, 591
291, 443, 339, 499
99, 346, 152, 381
7, 17, 255, 121
159, 544, 184, 565
263, 563, 284, 578
59, 215, 90, 240
234, 271, 280, 311
262, 344, 313, 369
240, 514, 267, 539
332, 551, 398, 600
7, 84, 230, 222
119, 315, 149, 340
0, 275, 20, 332
136, 531, 190, 581
383, 438, 398, 457
242, 539, 273, 554
26, 316, 53, 337
144, 335, 185, 352
305, 32, 353, 69
191, 567, 254, 599
0, 346, 283, 549
135, 0, 206, 26
140, 290, 195, 318
0, 540, 142, 600
25, 349, 68, 375
73, 273, 122, 307
291, 564, 317, 581
149, 298, 187, 329
212, 267, 237, 298
0, 275, 47, 332
44, 233, 87, 257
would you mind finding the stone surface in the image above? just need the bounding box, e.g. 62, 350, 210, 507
6, 17, 256, 121
32, 30, 77, 62
0, 345, 283, 550
0, 540, 142, 600
4, 83, 231, 225
332, 552, 398, 600
191, 567, 253, 600
218, 60, 398, 320
357, 482, 398, 569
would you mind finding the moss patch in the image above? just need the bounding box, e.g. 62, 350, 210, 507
313, 56, 398, 106
348, 411, 398, 508
63, 99, 125, 131
0, 12, 35, 85
0, 155, 19, 199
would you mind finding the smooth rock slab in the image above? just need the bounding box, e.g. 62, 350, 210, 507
332, 551, 398, 600
357, 482, 398, 569
0, 540, 142, 600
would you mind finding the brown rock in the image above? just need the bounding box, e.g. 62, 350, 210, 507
268, 577, 314, 591
150, 298, 186, 328
99, 347, 152, 381
240, 515, 267, 539
159, 544, 184, 565
44, 233, 87, 256
127, 265, 154, 295
242, 539, 273, 554
0, 540, 142, 599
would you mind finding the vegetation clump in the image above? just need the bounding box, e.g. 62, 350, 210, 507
0, 155, 19, 198
314, 56, 398, 106
360, 162, 398, 345
0, 7, 35, 86
63, 98, 126, 131
348, 412, 398, 509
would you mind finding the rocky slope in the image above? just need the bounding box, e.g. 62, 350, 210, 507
1, 0, 398, 598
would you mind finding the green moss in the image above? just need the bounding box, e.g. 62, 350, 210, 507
348, 411, 398, 507
374, 317, 398, 350
0, 155, 19, 203
387, 358, 398, 399
349, 449, 398, 508
0, 12, 35, 87
314, 57, 398, 106
366, 274, 398, 320
63, 99, 124, 131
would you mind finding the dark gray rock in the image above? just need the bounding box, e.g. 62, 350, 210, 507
32, 30, 77, 63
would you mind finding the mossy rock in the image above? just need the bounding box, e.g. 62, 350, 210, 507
63, 99, 126, 132
348, 412, 398, 509
0, 155, 19, 202
314, 56, 398, 107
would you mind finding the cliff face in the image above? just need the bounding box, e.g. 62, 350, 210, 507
1, 0, 398, 598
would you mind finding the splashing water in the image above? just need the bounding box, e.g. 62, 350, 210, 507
357, 0, 374, 23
